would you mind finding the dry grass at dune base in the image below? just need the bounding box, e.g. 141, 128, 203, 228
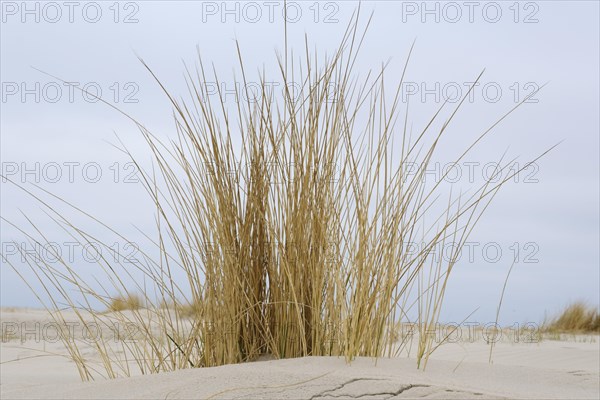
545, 302, 600, 334
1, 10, 554, 382
107, 294, 144, 312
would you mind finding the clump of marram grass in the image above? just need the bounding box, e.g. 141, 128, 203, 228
1, 10, 553, 380
545, 302, 600, 333
108, 294, 143, 312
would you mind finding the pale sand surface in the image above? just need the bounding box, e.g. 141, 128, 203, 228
1, 308, 598, 399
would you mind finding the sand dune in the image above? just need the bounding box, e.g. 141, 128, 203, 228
1, 308, 598, 399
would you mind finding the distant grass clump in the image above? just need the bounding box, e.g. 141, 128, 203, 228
1, 10, 551, 380
108, 294, 143, 312
546, 302, 600, 333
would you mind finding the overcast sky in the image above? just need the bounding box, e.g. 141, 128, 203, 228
1, 1, 598, 326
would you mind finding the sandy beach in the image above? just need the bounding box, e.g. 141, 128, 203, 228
2, 3, 599, 400
1, 308, 598, 399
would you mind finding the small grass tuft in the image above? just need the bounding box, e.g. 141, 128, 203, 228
176, 301, 202, 319
108, 294, 143, 312
545, 302, 600, 333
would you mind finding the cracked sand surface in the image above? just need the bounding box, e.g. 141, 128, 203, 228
2, 355, 598, 399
